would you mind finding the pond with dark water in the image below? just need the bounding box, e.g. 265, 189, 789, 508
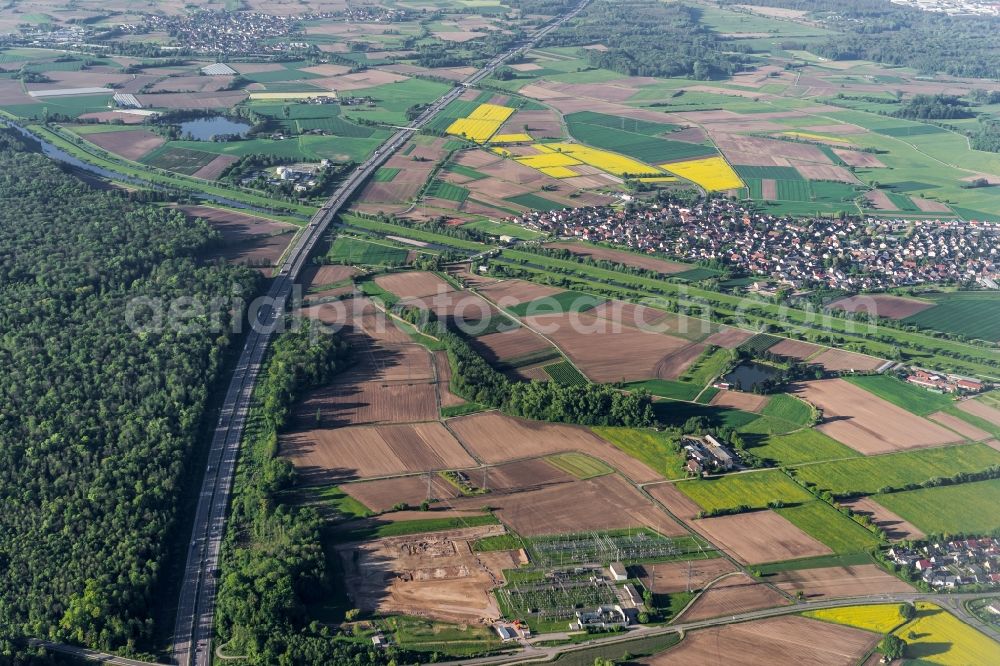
179, 116, 251, 140
723, 362, 778, 389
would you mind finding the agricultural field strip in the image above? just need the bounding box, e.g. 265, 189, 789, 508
491, 250, 1000, 377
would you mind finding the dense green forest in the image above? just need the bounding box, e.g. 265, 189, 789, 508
544, 0, 750, 79
718, 0, 1000, 78
892, 94, 973, 120
0, 129, 258, 655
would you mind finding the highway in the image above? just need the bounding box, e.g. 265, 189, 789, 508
169, 2, 591, 665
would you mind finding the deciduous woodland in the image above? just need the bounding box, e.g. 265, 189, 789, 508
0, 129, 257, 652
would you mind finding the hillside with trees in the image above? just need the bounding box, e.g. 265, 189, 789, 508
0, 128, 258, 656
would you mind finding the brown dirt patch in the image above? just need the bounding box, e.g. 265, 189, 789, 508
704, 328, 754, 349
643, 615, 879, 666
375, 271, 455, 299
865, 190, 897, 211
176, 205, 294, 272
483, 458, 575, 492
761, 178, 778, 199
646, 482, 703, 520
679, 573, 791, 622
310, 70, 409, 92
710, 391, 770, 413
794, 379, 961, 454
833, 149, 886, 168
298, 380, 438, 428
344, 475, 464, 513
337, 525, 523, 624
588, 300, 670, 329
435, 350, 466, 409
652, 342, 707, 380
283, 422, 476, 485
714, 133, 830, 167
148, 75, 231, 93
523, 312, 692, 383
493, 474, 686, 537
694, 510, 832, 564
768, 338, 823, 360
135, 91, 247, 109
635, 558, 737, 594
911, 196, 952, 213
77, 111, 147, 124
191, 154, 238, 180
477, 279, 564, 306
469, 327, 553, 364
840, 497, 926, 541
828, 294, 934, 320
958, 400, 1000, 427
448, 412, 663, 483
85, 129, 165, 161
770, 564, 914, 600
299, 63, 352, 76
795, 164, 860, 183
546, 242, 689, 274
810, 348, 886, 372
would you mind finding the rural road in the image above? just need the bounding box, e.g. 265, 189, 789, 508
30, 591, 1000, 666
169, 3, 592, 666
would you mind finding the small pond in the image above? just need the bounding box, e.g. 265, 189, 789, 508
723, 362, 778, 389
179, 116, 252, 140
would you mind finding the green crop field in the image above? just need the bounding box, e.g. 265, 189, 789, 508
738, 333, 783, 355
626, 379, 702, 401
140, 146, 219, 175
374, 167, 400, 182
445, 163, 488, 181
845, 375, 954, 416
565, 111, 679, 135
672, 267, 722, 282
328, 236, 409, 265
775, 501, 881, 554
902, 292, 1000, 342
461, 218, 541, 240
592, 427, 687, 479
505, 192, 565, 211
873, 478, 1000, 535
566, 119, 717, 165
545, 453, 613, 479
165, 132, 391, 162
294, 116, 376, 137
734, 165, 804, 181
793, 443, 1000, 497
744, 428, 859, 467
680, 347, 734, 386
760, 394, 814, 425
776, 179, 811, 201
653, 400, 760, 430
507, 290, 603, 316
677, 469, 814, 512
2, 93, 112, 119
426, 179, 470, 203
872, 124, 949, 137
543, 361, 589, 385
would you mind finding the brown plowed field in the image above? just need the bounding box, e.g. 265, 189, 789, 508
447, 412, 663, 483
865, 190, 897, 211
301, 264, 357, 289
678, 573, 791, 622
771, 564, 914, 600
283, 422, 476, 485
344, 475, 464, 512
635, 558, 737, 594
642, 615, 879, 666
191, 154, 238, 180
912, 196, 952, 213
524, 313, 692, 383
828, 294, 933, 320
585, 300, 669, 329
693, 510, 832, 564
793, 379, 960, 454
337, 525, 524, 624
768, 338, 823, 360
478, 279, 563, 306
434, 350, 466, 408
545, 243, 689, 274
85, 129, 165, 160
135, 91, 247, 109
705, 327, 755, 349
958, 399, 1000, 426
481, 458, 575, 492
929, 411, 991, 440
646, 482, 703, 520
833, 149, 886, 167
795, 164, 860, 183
811, 348, 885, 372
761, 178, 778, 199
298, 380, 438, 428
176, 205, 295, 271
469, 327, 553, 363
710, 390, 769, 413
652, 342, 706, 380
841, 497, 926, 540
492, 474, 686, 537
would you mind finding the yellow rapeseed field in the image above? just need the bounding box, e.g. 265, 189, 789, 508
546, 142, 662, 177
446, 117, 505, 142
468, 103, 515, 122
893, 602, 1000, 666
538, 166, 578, 178
491, 147, 512, 157
804, 604, 907, 633
515, 153, 582, 168
490, 133, 533, 143
783, 131, 850, 144
660, 156, 744, 191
